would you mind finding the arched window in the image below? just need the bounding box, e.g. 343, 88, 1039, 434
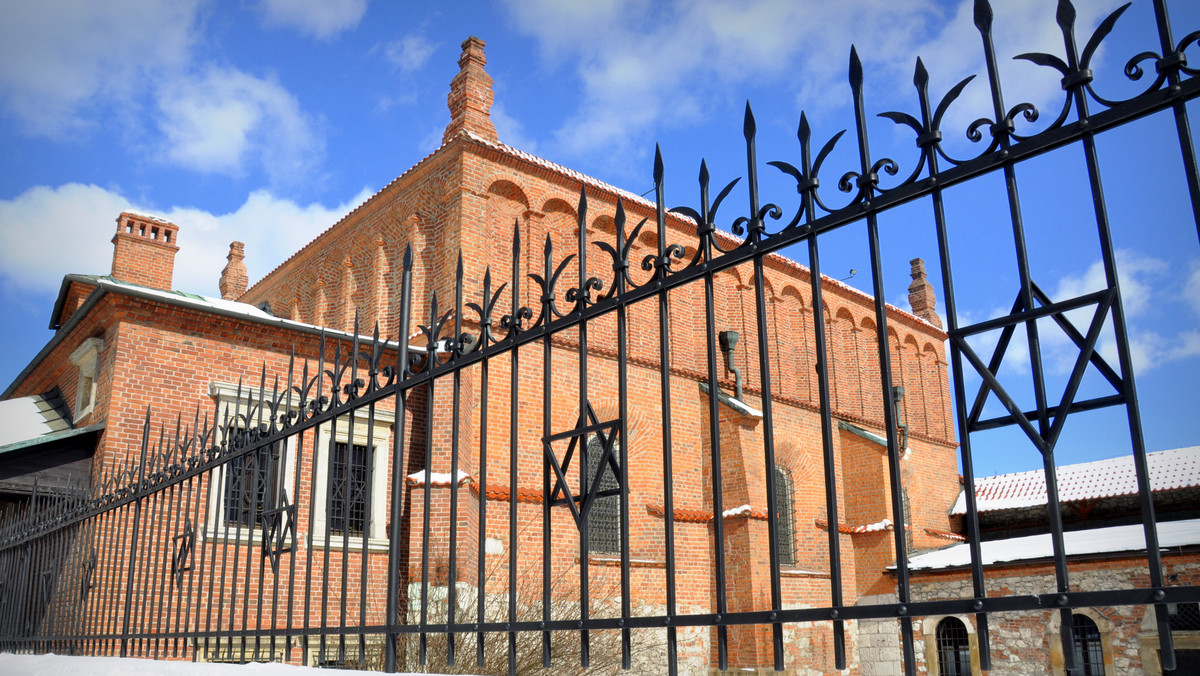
774, 465, 796, 566
936, 617, 971, 676
585, 435, 621, 554
1072, 614, 1105, 676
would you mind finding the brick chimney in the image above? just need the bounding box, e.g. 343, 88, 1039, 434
442, 36, 498, 144
219, 241, 248, 300
111, 211, 180, 291
907, 258, 943, 329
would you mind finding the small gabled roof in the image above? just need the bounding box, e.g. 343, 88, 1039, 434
951, 446, 1200, 515
6, 275, 424, 400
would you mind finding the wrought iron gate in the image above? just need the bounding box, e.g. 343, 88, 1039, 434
2, 0, 1199, 673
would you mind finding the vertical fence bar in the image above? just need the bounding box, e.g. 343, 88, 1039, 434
848, 46, 917, 675
475, 268, 492, 670
743, 104, 787, 671
507, 226, 521, 676
575, 192, 591, 669
448, 258, 465, 667
913, 55, 994, 669
794, 112, 848, 670
119, 410, 152, 657
385, 245, 414, 673
652, 147, 680, 676
419, 296, 438, 666
615, 203, 633, 670
1059, 3, 1175, 667
1152, 0, 1200, 244
974, 3, 1076, 668
697, 161, 730, 671
540, 237, 553, 669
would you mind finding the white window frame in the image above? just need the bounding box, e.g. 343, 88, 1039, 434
204, 382, 298, 544
69, 337, 104, 422
310, 409, 393, 551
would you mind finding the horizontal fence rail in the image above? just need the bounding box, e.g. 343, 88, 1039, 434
2, 1, 1199, 674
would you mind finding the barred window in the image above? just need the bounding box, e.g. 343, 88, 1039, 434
585, 435, 621, 554
774, 465, 796, 566
936, 617, 971, 676
223, 444, 282, 528
1072, 614, 1105, 676
330, 442, 372, 536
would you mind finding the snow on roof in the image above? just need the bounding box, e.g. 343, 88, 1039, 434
0, 393, 72, 448
952, 447, 1200, 515
88, 276, 416, 349
905, 518, 1200, 571
120, 209, 175, 225
407, 469, 472, 486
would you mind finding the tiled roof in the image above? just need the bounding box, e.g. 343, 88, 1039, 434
951, 447, 1200, 515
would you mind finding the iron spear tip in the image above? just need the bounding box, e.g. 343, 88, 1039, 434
1056, 0, 1076, 31
974, 0, 994, 34
914, 57, 928, 87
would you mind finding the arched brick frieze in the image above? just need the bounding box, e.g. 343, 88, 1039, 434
485, 180, 528, 296
780, 285, 810, 402
924, 342, 949, 439
369, 234, 390, 333
833, 308, 859, 416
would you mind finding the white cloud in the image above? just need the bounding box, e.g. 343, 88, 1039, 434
0, 184, 374, 299
1047, 250, 1197, 375
1186, 260, 1200, 318
256, 0, 368, 40
500, 0, 1115, 160
0, 0, 201, 135
383, 35, 438, 72
155, 67, 324, 185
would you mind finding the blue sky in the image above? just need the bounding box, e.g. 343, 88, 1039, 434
0, 0, 1197, 477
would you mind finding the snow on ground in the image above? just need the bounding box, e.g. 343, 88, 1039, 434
0, 652, 456, 675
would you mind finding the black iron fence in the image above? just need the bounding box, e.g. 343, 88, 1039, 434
2, 0, 1200, 673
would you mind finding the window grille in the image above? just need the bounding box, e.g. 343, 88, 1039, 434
585, 435, 620, 554
1170, 602, 1200, 631
936, 617, 971, 676
223, 444, 280, 528
330, 442, 372, 536
1072, 614, 1104, 676
774, 465, 796, 566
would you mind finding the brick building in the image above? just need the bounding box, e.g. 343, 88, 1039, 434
1, 37, 967, 673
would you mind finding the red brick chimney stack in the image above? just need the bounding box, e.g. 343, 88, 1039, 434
908, 257, 942, 329
220, 241, 249, 300
442, 36, 498, 144
110, 211, 180, 291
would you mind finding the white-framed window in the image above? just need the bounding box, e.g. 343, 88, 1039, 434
310, 410, 393, 551
68, 337, 104, 422
205, 383, 297, 543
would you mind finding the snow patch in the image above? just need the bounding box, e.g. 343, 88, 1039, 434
407, 469, 471, 485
